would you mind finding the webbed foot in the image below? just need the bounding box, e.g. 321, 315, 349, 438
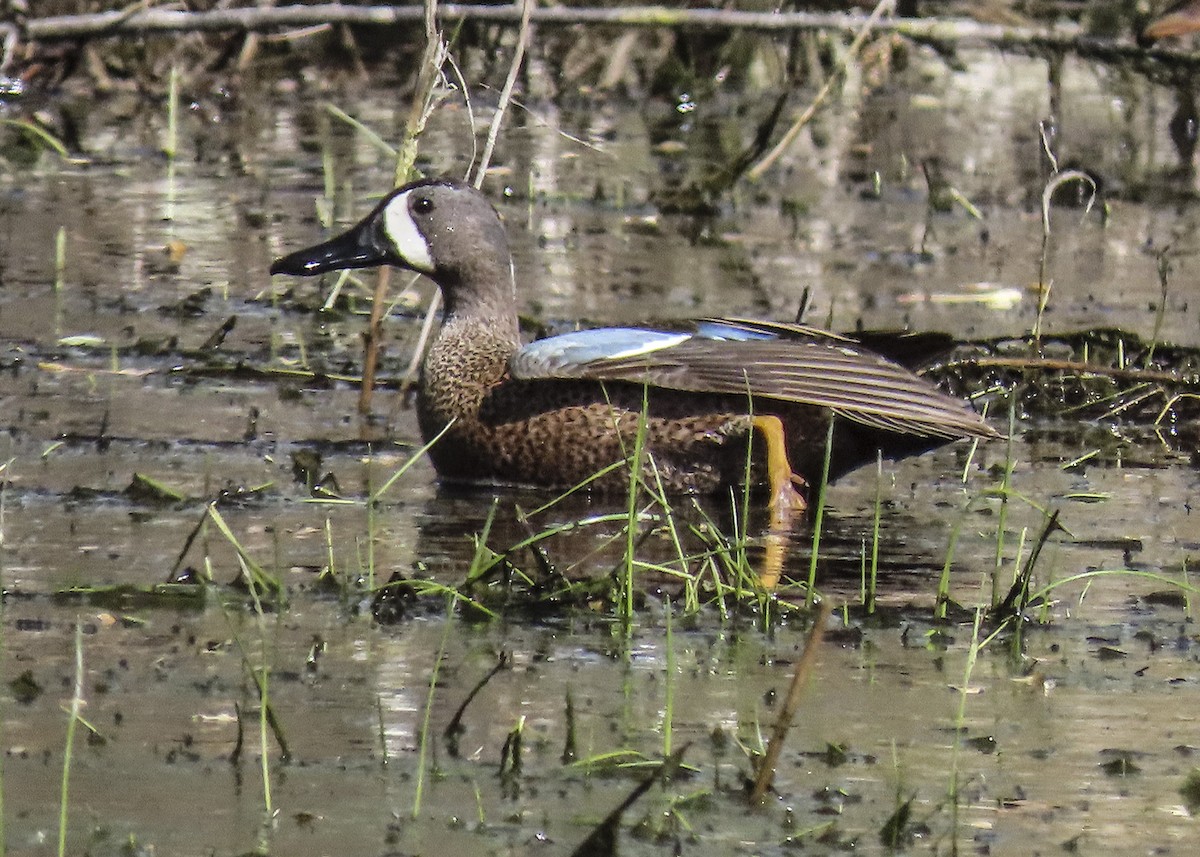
751, 415, 808, 530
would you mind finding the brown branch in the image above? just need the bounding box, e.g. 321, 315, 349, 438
749, 599, 832, 806
361, 0, 445, 414
25, 4, 1076, 45
747, 0, 894, 181
24, 5, 1200, 73
965, 356, 1192, 386
473, 0, 533, 189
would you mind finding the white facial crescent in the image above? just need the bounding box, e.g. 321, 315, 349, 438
383, 189, 435, 274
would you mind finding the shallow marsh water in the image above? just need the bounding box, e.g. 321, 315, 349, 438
0, 36, 1198, 857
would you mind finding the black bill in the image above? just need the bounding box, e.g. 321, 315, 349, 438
270, 213, 392, 277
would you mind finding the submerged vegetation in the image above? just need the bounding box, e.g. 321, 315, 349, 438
0, 2, 1198, 855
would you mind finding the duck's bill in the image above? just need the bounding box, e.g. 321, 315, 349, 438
270, 219, 391, 277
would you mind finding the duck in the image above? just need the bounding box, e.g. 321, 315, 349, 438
270, 178, 997, 522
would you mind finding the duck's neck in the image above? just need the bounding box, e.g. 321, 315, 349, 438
418, 261, 523, 434
418, 305, 520, 445
439, 259, 521, 348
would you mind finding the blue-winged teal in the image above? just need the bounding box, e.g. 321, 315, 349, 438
271, 178, 996, 519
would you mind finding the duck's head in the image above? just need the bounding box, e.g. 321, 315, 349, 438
271, 178, 516, 318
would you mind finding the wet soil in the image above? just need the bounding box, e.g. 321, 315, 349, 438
1, 31, 1198, 857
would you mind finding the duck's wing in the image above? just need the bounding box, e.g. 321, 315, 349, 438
510, 321, 997, 440
690, 317, 853, 342
695, 317, 958, 368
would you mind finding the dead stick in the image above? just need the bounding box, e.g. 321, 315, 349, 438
473, 0, 533, 189
360, 0, 445, 414
397, 287, 440, 399
24, 5, 1075, 43
961, 356, 1191, 386
748, 0, 893, 180
26, 6, 1200, 71
749, 599, 832, 806
400, 0, 532, 398
359, 273, 389, 414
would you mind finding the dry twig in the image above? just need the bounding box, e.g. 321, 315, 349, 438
749, 599, 832, 805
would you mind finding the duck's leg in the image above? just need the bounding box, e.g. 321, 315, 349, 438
751, 415, 808, 527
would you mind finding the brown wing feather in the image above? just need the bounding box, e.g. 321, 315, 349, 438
567, 339, 997, 440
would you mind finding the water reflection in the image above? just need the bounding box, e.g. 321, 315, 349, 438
0, 29, 1198, 857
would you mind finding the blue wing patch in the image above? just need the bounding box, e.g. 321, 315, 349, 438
511, 328, 689, 378
693, 320, 778, 341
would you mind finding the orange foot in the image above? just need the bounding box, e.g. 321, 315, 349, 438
751, 415, 808, 529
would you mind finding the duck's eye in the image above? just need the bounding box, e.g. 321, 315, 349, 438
413, 196, 434, 215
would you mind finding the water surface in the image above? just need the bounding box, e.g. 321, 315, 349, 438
1, 33, 1197, 857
